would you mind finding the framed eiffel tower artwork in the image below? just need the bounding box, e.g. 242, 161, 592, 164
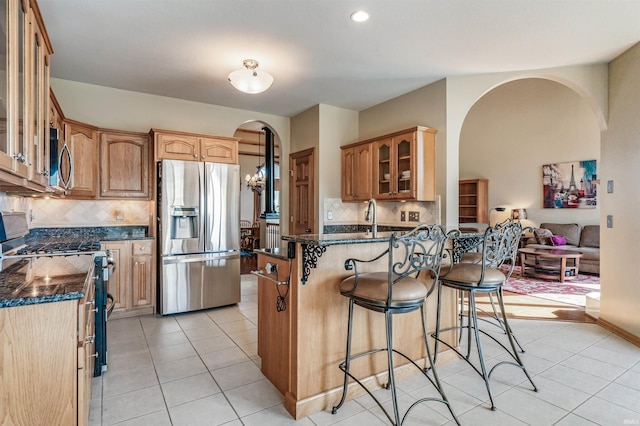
542, 160, 598, 209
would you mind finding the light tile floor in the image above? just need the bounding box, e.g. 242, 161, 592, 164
90, 275, 640, 425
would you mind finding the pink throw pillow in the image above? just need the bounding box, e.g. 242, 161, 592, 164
550, 235, 567, 246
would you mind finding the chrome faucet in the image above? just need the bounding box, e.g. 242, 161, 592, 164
365, 198, 377, 237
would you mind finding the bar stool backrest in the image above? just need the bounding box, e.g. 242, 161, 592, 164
477, 220, 522, 282
388, 224, 448, 302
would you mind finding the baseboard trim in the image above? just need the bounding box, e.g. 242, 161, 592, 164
597, 317, 640, 347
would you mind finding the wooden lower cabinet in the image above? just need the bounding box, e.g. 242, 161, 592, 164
103, 239, 155, 318
0, 282, 95, 425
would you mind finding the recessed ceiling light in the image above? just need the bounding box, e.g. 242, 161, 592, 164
350, 10, 369, 23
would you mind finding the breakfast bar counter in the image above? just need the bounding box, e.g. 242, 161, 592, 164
255, 232, 459, 419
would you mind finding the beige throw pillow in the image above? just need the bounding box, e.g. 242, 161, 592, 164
534, 228, 554, 245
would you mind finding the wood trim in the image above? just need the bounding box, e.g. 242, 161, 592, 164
340, 125, 437, 149
64, 118, 99, 131
597, 317, 640, 347
98, 127, 149, 138
49, 89, 65, 121
150, 127, 240, 143
30, 0, 53, 54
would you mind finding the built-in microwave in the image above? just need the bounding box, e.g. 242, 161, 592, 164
49, 127, 59, 187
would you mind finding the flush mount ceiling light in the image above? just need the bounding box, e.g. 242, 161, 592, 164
228, 59, 274, 94
350, 10, 369, 22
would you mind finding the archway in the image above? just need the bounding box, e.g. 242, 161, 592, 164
234, 121, 281, 251
457, 76, 604, 322
458, 77, 603, 227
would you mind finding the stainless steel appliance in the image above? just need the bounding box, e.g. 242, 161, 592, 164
157, 159, 241, 315
0, 211, 109, 377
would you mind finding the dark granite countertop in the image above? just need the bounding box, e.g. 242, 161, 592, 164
282, 232, 394, 247
283, 225, 487, 247
28, 225, 151, 242
0, 255, 95, 308
254, 245, 290, 261
0, 226, 151, 308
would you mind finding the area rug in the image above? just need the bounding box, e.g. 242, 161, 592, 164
501, 266, 600, 307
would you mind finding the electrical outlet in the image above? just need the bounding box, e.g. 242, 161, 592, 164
400, 211, 406, 222
327, 210, 333, 220
266, 263, 278, 275
408, 211, 419, 222
607, 215, 613, 228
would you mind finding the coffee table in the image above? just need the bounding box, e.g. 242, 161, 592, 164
518, 247, 583, 283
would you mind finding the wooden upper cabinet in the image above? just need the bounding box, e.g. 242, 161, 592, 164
0, 0, 53, 188
341, 142, 372, 202
155, 132, 199, 161
49, 90, 64, 134
99, 130, 150, 199
372, 126, 436, 201
200, 137, 238, 164
153, 129, 239, 164
63, 120, 99, 198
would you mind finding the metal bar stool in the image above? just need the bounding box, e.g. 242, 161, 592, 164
457, 220, 527, 352
332, 224, 460, 425
433, 222, 537, 411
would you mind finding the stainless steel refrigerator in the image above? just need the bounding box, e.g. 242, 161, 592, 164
157, 159, 241, 315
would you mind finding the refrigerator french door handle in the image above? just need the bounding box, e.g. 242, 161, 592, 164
162, 252, 239, 263
200, 162, 206, 252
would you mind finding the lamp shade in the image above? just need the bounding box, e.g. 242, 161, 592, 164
228, 59, 273, 94
511, 208, 527, 220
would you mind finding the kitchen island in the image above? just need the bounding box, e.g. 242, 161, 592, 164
255, 231, 460, 419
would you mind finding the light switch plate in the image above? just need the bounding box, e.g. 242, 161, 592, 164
607, 180, 614, 193
400, 211, 406, 222
327, 211, 333, 220
408, 211, 419, 222
607, 215, 613, 228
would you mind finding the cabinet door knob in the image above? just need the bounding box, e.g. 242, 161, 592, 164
193, 154, 197, 158
201, 155, 205, 159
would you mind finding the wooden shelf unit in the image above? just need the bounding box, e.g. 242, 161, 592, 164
459, 179, 488, 224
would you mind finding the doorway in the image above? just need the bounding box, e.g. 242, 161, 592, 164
289, 148, 315, 235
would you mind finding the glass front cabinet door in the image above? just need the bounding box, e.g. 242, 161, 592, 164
0, 0, 53, 189
372, 127, 436, 201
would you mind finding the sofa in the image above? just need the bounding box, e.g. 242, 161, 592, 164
525, 223, 600, 274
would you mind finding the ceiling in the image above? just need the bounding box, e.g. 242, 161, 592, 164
38, 0, 640, 118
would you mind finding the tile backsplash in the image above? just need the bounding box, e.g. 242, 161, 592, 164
31, 198, 152, 227
0, 193, 151, 228
323, 197, 440, 228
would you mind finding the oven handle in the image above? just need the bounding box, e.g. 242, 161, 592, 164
107, 263, 115, 278
106, 293, 115, 318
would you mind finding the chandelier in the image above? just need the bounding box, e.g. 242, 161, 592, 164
245, 130, 266, 194
228, 59, 274, 94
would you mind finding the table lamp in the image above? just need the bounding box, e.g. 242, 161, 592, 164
511, 208, 527, 221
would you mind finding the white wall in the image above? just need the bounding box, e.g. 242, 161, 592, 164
318, 105, 358, 231
600, 42, 640, 339
459, 78, 600, 227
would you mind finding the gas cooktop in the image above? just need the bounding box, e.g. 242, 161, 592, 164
16, 241, 102, 255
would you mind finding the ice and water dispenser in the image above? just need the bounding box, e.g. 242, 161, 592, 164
170, 206, 199, 240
